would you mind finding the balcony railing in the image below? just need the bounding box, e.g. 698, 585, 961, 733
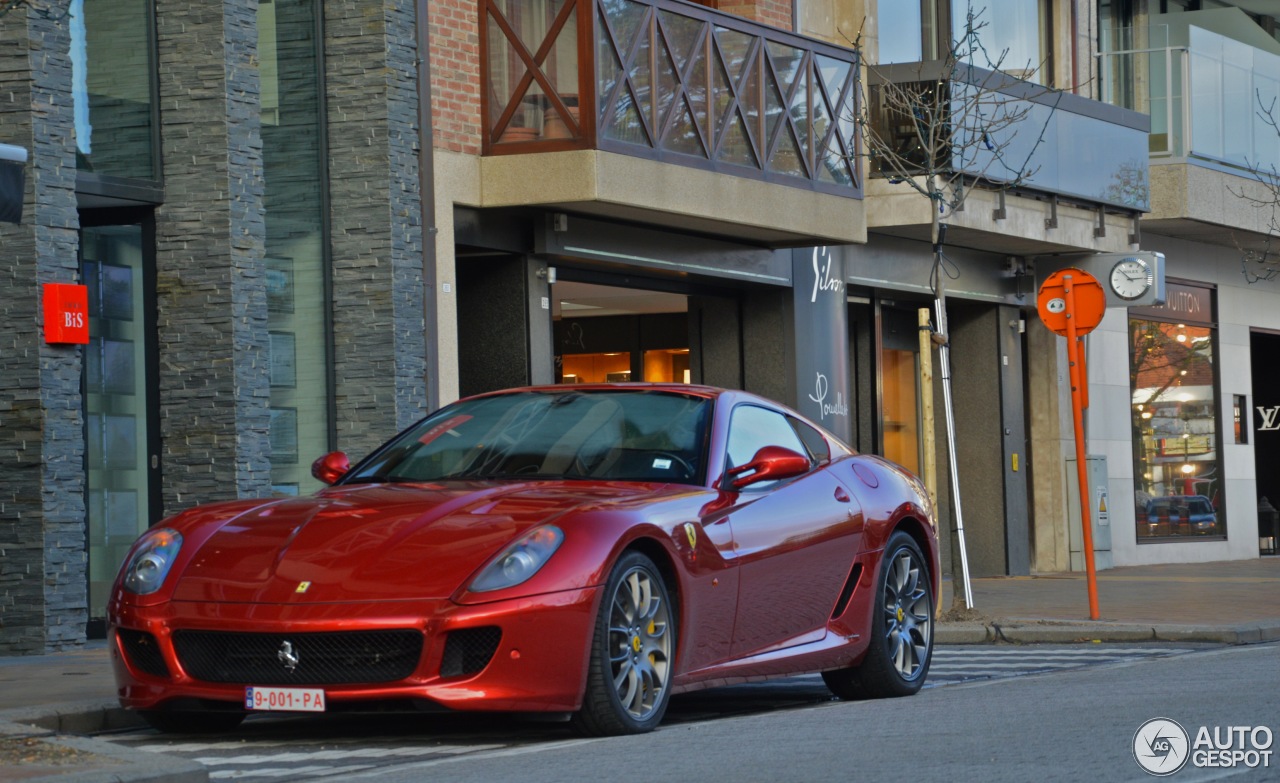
869, 62, 1151, 213
1099, 23, 1280, 175
480, 0, 861, 197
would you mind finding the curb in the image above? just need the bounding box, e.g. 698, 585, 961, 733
935, 620, 1280, 646
0, 703, 206, 783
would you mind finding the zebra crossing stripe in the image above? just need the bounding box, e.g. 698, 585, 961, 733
210, 763, 376, 779
195, 744, 504, 766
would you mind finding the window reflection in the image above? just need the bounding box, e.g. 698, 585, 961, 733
260, 0, 331, 495
70, 0, 157, 179
1129, 316, 1225, 540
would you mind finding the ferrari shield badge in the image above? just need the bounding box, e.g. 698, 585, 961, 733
295, 581, 311, 594
683, 523, 698, 549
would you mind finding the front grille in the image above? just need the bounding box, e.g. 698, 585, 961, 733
172, 629, 424, 685
117, 629, 170, 678
439, 626, 502, 678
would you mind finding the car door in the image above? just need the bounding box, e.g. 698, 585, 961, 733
719, 405, 863, 658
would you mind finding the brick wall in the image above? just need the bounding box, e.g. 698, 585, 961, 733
153, 0, 271, 510
718, 0, 793, 29
430, 0, 482, 155
0, 7, 87, 654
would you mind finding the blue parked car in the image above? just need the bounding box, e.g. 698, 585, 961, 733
1145, 495, 1218, 535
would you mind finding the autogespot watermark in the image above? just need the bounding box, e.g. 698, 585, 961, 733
1133, 718, 1274, 776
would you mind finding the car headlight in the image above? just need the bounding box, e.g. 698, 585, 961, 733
469, 526, 564, 593
122, 528, 183, 595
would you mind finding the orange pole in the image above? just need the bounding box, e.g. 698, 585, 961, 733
1063, 276, 1101, 620
1078, 337, 1089, 410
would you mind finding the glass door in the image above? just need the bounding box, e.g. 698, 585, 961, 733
82, 220, 157, 631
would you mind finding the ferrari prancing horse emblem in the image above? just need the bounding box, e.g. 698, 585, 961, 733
295, 581, 311, 594
683, 523, 697, 549
277, 640, 300, 672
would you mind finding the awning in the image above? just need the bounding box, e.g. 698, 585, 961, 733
0, 143, 28, 225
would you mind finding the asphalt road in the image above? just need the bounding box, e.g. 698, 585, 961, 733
105, 642, 1278, 782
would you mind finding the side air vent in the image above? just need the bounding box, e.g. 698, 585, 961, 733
117, 628, 171, 678
439, 626, 502, 678
831, 563, 864, 619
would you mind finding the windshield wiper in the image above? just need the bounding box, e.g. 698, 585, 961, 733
342, 475, 425, 485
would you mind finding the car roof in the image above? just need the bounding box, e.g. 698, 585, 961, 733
463, 383, 726, 401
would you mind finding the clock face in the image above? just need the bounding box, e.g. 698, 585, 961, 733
1109, 258, 1152, 300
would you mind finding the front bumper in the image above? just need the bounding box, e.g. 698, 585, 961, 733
108, 587, 600, 714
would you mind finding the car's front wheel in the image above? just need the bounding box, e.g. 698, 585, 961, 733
823, 530, 933, 700
572, 551, 675, 736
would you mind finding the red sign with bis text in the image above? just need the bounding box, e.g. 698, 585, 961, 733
43, 283, 90, 344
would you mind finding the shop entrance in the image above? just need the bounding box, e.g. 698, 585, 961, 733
79, 210, 161, 635
1250, 329, 1280, 554
552, 280, 690, 385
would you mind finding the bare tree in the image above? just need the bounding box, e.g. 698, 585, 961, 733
1232, 94, 1280, 284
848, 4, 1066, 613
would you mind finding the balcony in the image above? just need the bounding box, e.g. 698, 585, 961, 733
864, 61, 1151, 255
1098, 16, 1280, 247
474, 0, 864, 245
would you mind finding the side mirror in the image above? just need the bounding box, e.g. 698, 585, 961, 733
724, 445, 810, 490
311, 451, 350, 485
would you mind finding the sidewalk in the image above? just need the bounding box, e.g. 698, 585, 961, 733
935, 555, 1280, 645
0, 557, 1277, 782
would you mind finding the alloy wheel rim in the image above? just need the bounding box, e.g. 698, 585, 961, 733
607, 567, 671, 720
882, 548, 931, 680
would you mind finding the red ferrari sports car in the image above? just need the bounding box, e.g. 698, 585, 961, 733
108, 384, 938, 736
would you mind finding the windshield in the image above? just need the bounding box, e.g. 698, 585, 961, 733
345, 390, 712, 485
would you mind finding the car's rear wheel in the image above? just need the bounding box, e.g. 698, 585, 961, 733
139, 709, 246, 734
823, 530, 933, 700
572, 551, 675, 736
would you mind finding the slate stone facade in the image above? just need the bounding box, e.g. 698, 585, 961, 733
0, 8, 87, 655
0, 0, 429, 653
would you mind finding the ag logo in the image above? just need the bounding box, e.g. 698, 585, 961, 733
1134, 718, 1190, 776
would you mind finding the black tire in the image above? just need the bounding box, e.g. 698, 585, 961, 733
823, 531, 933, 700
139, 709, 246, 734
571, 552, 676, 736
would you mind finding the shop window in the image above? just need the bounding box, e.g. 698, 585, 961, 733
260, 0, 333, 494
881, 347, 921, 475
1129, 284, 1225, 541
643, 349, 691, 383
560, 352, 630, 383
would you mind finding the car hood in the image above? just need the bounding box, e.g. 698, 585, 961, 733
171, 481, 671, 604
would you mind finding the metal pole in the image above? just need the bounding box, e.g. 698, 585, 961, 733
934, 294, 974, 609
1063, 275, 1101, 620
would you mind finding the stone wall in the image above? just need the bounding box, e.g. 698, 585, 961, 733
153, 0, 270, 510
0, 7, 87, 653
325, 0, 427, 460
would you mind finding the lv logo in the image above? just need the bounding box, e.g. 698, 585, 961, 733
1258, 406, 1280, 431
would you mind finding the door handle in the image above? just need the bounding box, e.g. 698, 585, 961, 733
834, 486, 851, 503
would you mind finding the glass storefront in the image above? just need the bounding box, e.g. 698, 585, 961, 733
259, 0, 332, 495
83, 224, 153, 623
1128, 283, 1225, 541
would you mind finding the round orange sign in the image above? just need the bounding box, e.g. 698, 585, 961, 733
1037, 268, 1106, 337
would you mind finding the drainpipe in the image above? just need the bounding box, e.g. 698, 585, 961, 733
416, 0, 440, 411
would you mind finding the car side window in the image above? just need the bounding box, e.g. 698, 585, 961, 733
788, 416, 830, 463
726, 405, 809, 476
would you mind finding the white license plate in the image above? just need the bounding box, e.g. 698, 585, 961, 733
244, 686, 326, 712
